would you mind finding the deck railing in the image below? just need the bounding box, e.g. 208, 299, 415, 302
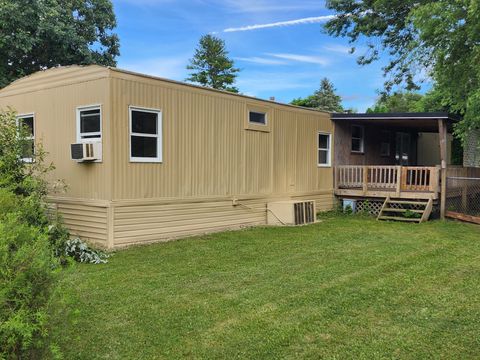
335, 165, 440, 197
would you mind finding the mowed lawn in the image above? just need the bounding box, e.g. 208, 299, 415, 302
47, 215, 480, 359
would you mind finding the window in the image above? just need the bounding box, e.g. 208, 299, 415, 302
129, 107, 162, 162
17, 114, 35, 162
77, 105, 101, 142
318, 132, 331, 166
249, 111, 266, 125
380, 130, 391, 156
351, 125, 364, 153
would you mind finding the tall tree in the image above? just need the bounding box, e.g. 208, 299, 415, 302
324, 0, 480, 139
0, 0, 120, 88
291, 78, 344, 112
186, 35, 239, 93
366, 92, 424, 113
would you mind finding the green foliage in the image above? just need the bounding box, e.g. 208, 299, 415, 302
186, 35, 240, 93
403, 209, 421, 219
366, 92, 424, 113
0, 190, 59, 358
325, 0, 480, 139
64, 238, 109, 264
0, 109, 106, 357
291, 78, 344, 112
0, 0, 120, 87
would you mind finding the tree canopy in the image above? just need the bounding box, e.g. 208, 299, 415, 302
291, 78, 344, 113
366, 92, 424, 113
186, 35, 240, 93
0, 0, 120, 88
325, 0, 480, 139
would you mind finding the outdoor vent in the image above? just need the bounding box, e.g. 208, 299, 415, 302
267, 200, 316, 226
70, 142, 102, 162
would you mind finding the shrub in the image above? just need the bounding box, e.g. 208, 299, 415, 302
0, 207, 58, 358
0, 108, 108, 357
64, 238, 109, 264
0, 110, 65, 358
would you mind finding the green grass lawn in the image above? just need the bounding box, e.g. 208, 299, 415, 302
47, 215, 480, 359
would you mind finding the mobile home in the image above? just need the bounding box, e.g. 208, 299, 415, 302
0, 66, 334, 248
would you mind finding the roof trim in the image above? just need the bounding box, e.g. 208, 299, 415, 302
331, 112, 460, 121
107, 66, 329, 115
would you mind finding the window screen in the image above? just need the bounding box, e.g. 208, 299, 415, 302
249, 111, 266, 125
78, 107, 101, 141
318, 133, 331, 166
351, 125, 364, 152
17, 115, 35, 161
130, 108, 162, 162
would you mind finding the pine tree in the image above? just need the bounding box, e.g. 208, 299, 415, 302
291, 78, 344, 112
186, 35, 239, 93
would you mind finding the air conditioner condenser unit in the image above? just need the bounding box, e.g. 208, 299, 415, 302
267, 200, 316, 226
70, 142, 102, 162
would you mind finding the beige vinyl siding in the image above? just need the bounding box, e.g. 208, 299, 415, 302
112, 198, 267, 247
0, 67, 112, 200
49, 199, 109, 248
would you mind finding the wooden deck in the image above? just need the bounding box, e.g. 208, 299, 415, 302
335, 165, 440, 200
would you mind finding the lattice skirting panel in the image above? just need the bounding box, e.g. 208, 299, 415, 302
355, 199, 385, 216
343, 198, 440, 218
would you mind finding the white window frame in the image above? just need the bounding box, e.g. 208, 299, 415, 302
76, 105, 102, 143
317, 132, 332, 167
248, 111, 267, 126
129, 106, 163, 163
16, 113, 35, 163
351, 125, 365, 153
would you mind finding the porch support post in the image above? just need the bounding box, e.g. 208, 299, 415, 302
438, 119, 448, 219
396, 166, 402, 197
362, 166, 368, 195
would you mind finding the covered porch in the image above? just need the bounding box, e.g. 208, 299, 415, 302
331, 112, 459, 218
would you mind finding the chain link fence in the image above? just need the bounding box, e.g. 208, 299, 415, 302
446, 167, 480, 222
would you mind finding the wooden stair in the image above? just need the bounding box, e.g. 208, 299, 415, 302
377, 197, 433, 223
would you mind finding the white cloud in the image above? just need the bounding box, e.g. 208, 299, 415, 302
236, 71, 317, 96
323, 44, 353, 54
223, 14, 336, 33
234, 56, 288, 65
267, 53, 330, 66
218, 0, 325, 13
118, 55, 190, 80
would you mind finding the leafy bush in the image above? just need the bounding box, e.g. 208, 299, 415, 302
0, 109, 111, 357
0, 110, 68, 358
403, 209, 421, 219
0, 194, 58, 358
64, 238, 109, 264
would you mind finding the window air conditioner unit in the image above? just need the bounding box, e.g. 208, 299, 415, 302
70, 142, 102, 162
267, 200, 316, 226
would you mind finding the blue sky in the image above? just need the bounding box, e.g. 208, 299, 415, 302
113, 0, 392, 111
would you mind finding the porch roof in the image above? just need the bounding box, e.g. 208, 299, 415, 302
331, 112, 459, 132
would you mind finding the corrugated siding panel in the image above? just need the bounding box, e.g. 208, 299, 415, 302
0, 76, 111, 200
110, 73, 334, 200
113, 199, 266, 247
54, 202, 108, 248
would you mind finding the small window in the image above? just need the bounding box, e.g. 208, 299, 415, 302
129, 107, 162, 162
351, 125, 364, 153
318, 133, 331, 166
249, 111, 266, 125
380, 130, 391, 156
77, 105, 101, 142
17, 114, 35, 162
